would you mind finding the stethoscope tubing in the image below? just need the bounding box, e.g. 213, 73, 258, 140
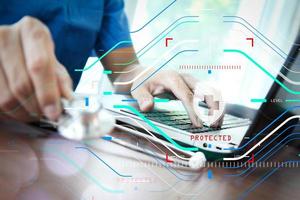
114, 124, 193, 167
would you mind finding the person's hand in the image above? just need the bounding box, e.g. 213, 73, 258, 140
131, 70, 224, 128
0, 16, 73, 122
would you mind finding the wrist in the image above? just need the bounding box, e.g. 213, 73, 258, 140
114, 63, 143, 93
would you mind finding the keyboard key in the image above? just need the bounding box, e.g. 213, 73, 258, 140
173, 124, 194, 130
162, 121, 180, 125
122, 109, 250, 131
171, 115, 190, 120
188, 127, 212, 133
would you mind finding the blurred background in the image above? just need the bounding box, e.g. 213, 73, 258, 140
77, 0, 300, 110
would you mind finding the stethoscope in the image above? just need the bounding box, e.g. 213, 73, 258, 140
113, 117, 207, 170
41, 95, 207, 170
41, 82, 226, 170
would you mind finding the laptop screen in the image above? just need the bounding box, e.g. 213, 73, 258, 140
218, 0, 300, 109
268, 32, 300, 114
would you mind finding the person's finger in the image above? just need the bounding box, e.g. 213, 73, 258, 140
180, 73, 199, 91
159, 71, 202, 127
204, 95, 219, 115
19, 16, 61, 121
0, 65, 34, 122
182, 74, 222, 115
0, 24, 41, 118
56, 62, 73, 100
131, 83, 154, 112
214, 114, 224, 127
204, 94, 224, 127
182, 74, 224, 127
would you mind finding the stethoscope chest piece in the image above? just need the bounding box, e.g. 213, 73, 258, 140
57, 97, 115, 140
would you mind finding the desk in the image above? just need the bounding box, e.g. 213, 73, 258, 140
0, 120, 299, 200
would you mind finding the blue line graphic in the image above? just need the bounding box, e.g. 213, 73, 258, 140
224, 133, 300, 177
130, 0, 177, 33
101, 136, 113, 141
115, 20, 199, 66
144, 148, 199, 181
75, 146, 132, 178
238, 160, 300, 200
43, 148, 124, 193
121, 99, 138, 102
84, 97, 89, 107
223, 16, 288, 57
223, 16, 298, 64
207, 169, 213, 179
243, 135, 300, 178
224, 105, 300, 151
74, 40, 132, 71
223, 20, 287, 60
135, 16, 199, 55
224, 124, 300, 169
149, 180, 181, 192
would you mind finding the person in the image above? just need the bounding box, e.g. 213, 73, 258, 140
0, 0, 222, 127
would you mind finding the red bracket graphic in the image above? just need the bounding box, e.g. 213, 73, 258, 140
165, 37, 173, 47
246, 37, 254, 47
247, 153, 255, 164
165, 152, 174, 163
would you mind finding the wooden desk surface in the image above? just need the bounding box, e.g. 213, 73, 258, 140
0, 120, 299, 200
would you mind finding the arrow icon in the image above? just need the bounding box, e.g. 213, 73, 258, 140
247, 153, 255, 163
165, 152, 174, 163
246, 37, 254, 47
165, 37, 173, 47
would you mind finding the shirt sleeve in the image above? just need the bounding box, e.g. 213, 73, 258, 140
95, 0, 132, 52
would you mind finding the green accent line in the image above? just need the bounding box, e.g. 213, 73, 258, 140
154, 98, 170, 103
224, 49, 300, 95
114, 105, 199, 151
114, 20, 199, 66
43, 148, 124, 193
103, 91, 113, 95
103, 70, 112, 74
75, 40, 132, 72
251, 98, 267, 103
286, 99, 300, 102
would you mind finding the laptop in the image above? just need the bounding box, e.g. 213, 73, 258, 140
103, 31, 300, 160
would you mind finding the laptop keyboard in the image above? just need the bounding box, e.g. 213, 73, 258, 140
123, 109, 250, 133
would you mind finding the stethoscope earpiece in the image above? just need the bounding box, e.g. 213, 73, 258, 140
188, 151, 206, 170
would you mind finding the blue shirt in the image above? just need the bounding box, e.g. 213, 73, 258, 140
0, 0, 132, 87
